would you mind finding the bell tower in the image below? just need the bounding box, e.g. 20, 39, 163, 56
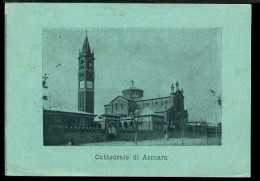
78, 31, 95, 113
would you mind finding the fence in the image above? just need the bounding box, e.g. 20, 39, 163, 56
43, 124, 221, 145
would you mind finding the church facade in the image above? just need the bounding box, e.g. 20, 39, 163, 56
76, 31, 188, 131
104, 81, 189, 131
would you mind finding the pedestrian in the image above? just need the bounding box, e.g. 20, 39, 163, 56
68, 138, 74, 146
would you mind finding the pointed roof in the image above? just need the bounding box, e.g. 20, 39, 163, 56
140, 108, 154, 116
176, 80, 179, 87
82, 31, 91, 53
43, 108, 97, 116
154, 106, 169, 113
174, 89, 184, 98
109, 95, 134, 103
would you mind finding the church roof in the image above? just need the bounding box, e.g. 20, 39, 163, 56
43, 108, 97, 116
140, 108, 154, 116
139, 108, 163, 117
120, 116, 132, 120
154, 106, 171, 113
123, 85, 143, 92
109, 95, 134, 103
174, 89, 184, 98
100, 114, 121, 117
135, 96, 171, 102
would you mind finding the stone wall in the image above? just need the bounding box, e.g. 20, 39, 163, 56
43, 127, 206, 146
44, 129, 106, 146
44, 129, 176, 145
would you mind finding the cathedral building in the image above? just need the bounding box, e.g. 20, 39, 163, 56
104, 81, 188, 131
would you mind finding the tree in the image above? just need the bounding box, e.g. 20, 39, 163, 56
217, 94, 222, 108
42, 75, 49, 104
42, 79, 48, 89
42, 74, 49, 89
129, 102, 139, 145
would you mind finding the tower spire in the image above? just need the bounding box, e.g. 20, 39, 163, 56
82, 30, 91, 54
171, 83, 175, 93
78, 30, 95, 114
176, 80, 179, 91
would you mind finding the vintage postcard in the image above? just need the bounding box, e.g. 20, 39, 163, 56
5, 4, 251, 176
42, 28, 221, 147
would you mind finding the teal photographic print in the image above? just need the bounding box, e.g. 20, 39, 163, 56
42, 28, 221, 146
5, 4, 251, 176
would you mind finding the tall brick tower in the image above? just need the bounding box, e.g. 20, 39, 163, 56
78, 31, 95, 113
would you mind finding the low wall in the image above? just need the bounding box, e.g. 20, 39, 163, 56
65, 131, 106, 145
44, 128, 206, 146
44, 130, 106, 146
116, 130, 176, 141
44, 134, 67, 146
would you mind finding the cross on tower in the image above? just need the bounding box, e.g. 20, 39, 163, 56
131, 80, 134, 86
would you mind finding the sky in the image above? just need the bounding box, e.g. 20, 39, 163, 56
42, 28, 222, 123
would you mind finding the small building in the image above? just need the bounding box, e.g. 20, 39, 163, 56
43, 108, 97, 145
187, 121, 207, 134
187, 121, 221, 136
135, 108, 164, 131
119, 108, 164, 131
43, 108, 97, 129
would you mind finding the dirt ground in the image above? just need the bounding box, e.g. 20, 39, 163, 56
80, 137, 221, 146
